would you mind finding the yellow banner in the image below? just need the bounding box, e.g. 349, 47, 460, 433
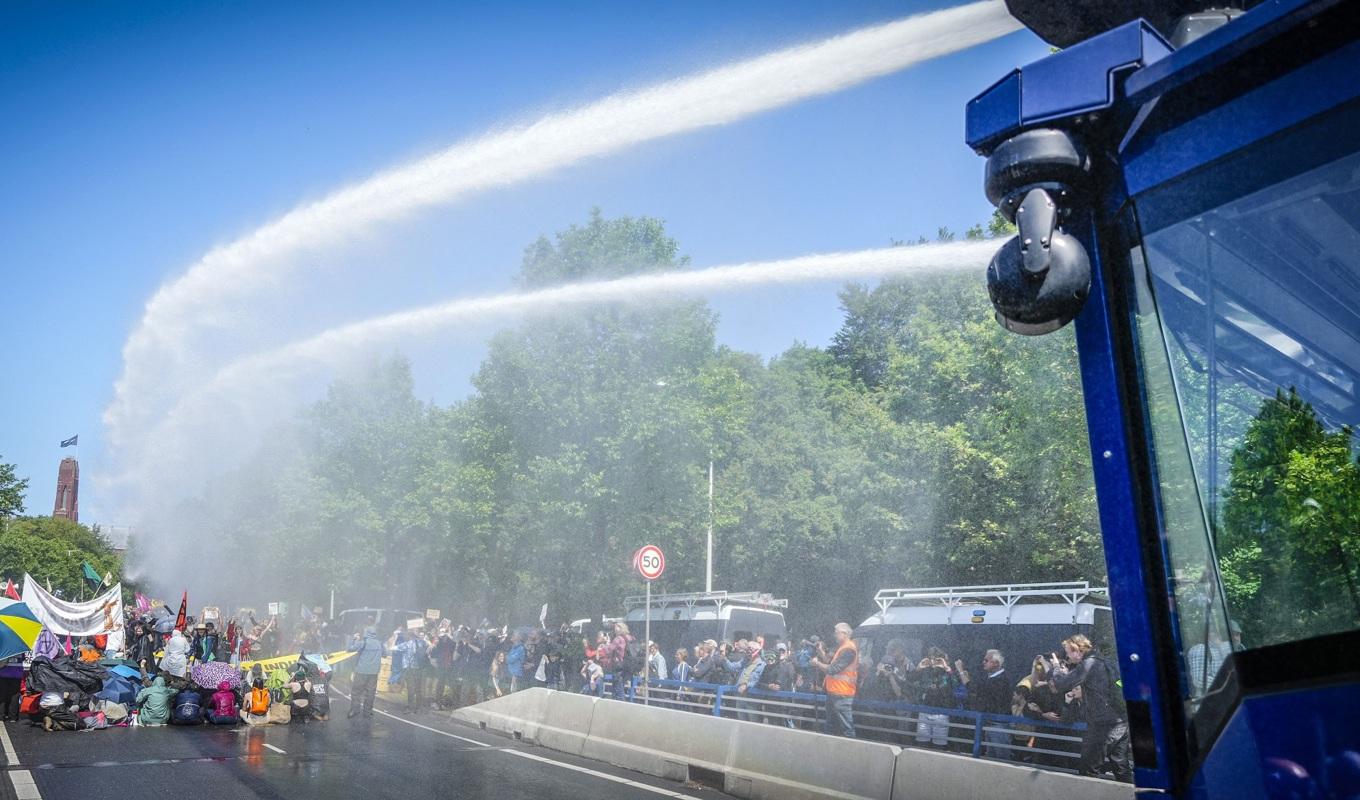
239, 650, 356, 671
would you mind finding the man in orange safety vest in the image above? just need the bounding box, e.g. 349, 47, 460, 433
811, 622, 858, 737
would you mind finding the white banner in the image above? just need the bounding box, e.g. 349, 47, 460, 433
21, 574, 125, 652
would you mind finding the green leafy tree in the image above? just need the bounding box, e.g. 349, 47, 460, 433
0, 455, 27, 518
0, 516, 121, 598
1219, 389, 1360, 645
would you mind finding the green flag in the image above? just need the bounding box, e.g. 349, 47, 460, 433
81, 562, 101, 586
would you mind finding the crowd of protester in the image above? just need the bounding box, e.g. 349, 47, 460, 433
2, 602, 1131, 782
5, 607, 336, 732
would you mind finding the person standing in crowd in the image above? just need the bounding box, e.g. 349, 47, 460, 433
646, 641, 667, 683
1050, 634, 1132, 781
601, 622, 636, 699
671, 648, 692, 683
1186, 624, 1232, 696
490, 650, 509, 698
505, 633, 526, 693
393, 628, 430, 714
429, 625, 457, 708
957, 649, 1011, 758
914, 647, 956, 748
347, 626, 385, 719
581, 654, 604, 695
733, 641, 767, 722
762, 643, 798, 727
0, 655, 23, 722
811, 622, 859, 738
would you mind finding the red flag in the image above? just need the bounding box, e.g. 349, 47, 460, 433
3, 579, 18, 600
174, 591, 188, 632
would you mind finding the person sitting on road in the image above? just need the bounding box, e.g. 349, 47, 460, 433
135, 675, 177, 726
170, 686, 204, 725
240, 677, 271, 726
206, 680, 238, 725
287, 668, 313, 723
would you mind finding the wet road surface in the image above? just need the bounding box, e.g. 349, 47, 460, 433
1, 686, 724, 800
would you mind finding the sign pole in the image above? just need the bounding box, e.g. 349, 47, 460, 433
633, 544, 665, 708
644, 579, 651, 706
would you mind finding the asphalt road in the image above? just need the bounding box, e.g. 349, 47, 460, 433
0, 686, 726, 800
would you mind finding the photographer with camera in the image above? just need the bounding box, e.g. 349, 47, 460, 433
1048, 634, 1131, 781
810, 622, 859, 738
913, 647, 957, 747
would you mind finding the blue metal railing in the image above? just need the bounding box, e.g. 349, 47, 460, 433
586, 674, 1085, 770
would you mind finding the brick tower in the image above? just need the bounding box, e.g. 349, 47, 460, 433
53, 457, 79, 522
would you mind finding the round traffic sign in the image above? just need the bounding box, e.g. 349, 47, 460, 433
634, 544, 665, 581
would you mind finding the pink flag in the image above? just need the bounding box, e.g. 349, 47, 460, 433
64, 633, 73, 655
135, 592, 151, 613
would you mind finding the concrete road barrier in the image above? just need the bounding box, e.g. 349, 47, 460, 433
535, 691, 600, 756
725, 720, 899, 800
452, 688, 551, 742
583, 698, 736, 783
891, 746, 1134, 800
451, 689, 1135, 800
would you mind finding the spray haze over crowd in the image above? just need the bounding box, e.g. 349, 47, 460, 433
89, 1, 1097, 621
103, 0, 1022, 467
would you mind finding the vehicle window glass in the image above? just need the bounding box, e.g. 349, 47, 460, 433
1131, 146, 1360, 723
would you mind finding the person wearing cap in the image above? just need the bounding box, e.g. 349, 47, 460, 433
811, 622, 859, 737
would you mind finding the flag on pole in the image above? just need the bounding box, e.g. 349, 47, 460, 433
81, 562, 101, 587
102, 572, 113, 588
539, 603, 548, 628
3, 579, 18, 601
135, 593, 151, 613
64, 633, 73, 655
174, 591, 188, 632
60, 435, 78, 448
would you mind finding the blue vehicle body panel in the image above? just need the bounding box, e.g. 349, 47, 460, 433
965, 0, 1359, 796
964, 21, 1171, 152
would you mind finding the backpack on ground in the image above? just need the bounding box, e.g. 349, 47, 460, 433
622, 639, 646, 674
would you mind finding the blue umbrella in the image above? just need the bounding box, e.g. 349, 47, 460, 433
0, 599, 42, 661
109, 664, 141, 679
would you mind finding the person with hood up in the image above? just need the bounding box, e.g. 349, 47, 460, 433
347, 627, 385, 719
171, 686, 204, 725
207, 680, 238, 725
135, 676, 177, 726
159, 630, 190, 678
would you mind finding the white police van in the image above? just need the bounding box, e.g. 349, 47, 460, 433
622, 590, 788, 658
853, 582, 1111, 672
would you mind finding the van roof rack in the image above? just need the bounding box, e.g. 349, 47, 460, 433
872, 581, 1109, 617
623, 590, 789, 613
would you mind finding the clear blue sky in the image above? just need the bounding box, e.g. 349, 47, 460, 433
0, 1, 1046, 523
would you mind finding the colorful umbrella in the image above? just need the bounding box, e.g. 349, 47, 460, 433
191, 660, 241, 690
0, 599, 42, 661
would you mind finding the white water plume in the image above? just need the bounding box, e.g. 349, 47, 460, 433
103, 1, 1021, 458
119, 240, 995, 512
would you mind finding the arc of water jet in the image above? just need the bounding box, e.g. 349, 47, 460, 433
104, 0, 1022, 453
113, 240, 996, 501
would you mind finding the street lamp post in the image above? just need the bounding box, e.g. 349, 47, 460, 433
706, 459, 714, 594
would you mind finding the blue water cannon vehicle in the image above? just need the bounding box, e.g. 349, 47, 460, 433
966, 0, 1359, 796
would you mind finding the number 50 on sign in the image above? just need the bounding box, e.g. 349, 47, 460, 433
633, 545, 665, 581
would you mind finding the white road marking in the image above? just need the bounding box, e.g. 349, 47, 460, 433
331, 688, 490, 748
333, 686, 702, 798
503, 750, 702, 799
0, 720, 18, 764
263, 743, 286, 754
2, 723, 42, 799
9, 768, 42, 800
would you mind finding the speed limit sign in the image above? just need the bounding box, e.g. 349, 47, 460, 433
634, 544, 665, 581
